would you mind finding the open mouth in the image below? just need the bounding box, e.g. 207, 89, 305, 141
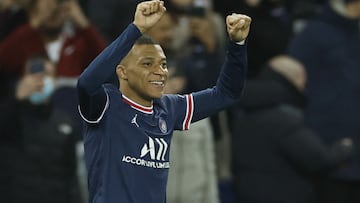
150, 81, 165, 87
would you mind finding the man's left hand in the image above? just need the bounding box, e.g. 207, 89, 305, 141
226, 14, 251, 43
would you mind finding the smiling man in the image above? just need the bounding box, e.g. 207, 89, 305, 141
117, 36, 169, 104
77, 0, 251, 202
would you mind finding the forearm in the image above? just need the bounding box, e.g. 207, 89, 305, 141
192, 41, 247, 122
77, 23, 142, 95
216, 41, 247, 99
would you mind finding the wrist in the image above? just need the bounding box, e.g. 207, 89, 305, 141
133, 22, 146, 34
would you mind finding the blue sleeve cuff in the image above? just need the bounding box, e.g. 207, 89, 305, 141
129, 23, 143, 37
228, 40, 247, 54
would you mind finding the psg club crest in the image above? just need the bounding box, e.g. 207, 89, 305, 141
159, 118, 167, 133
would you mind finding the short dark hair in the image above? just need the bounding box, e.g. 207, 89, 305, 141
135, 35, 158, 45
119, 35, 159, 66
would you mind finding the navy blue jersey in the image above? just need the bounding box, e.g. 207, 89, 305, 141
77, 23, 247, 203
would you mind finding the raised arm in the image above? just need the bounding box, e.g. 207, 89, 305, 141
218, 13, 251, 98
191, 14, 252, 122
77, 0, 166, 121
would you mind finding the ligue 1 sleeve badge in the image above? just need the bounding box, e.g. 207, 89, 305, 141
159, 118, 167, 133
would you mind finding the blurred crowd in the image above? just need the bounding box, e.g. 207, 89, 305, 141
0, 0, 359, 203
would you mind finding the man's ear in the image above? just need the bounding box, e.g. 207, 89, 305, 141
116, 64, 128, 80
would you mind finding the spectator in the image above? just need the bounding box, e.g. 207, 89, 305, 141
0, 56, 80, 203
231, 55, 353, 203
146, 12, 182, 74
243, 0, 294, 77
287, 0, 360, 202
0, 0, 106, 133
87, 0, 142, 42
166, 118, 219, 203
0, 0, 105, 78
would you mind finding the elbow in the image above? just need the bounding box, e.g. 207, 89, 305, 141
218, 88, 243, 107
222, 83, 245, 102
77, 74, 91, 96
77, 76, 86, 90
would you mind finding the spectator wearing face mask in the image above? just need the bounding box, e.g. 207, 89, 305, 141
0, 56, 81, 203
0, 0, 107, 133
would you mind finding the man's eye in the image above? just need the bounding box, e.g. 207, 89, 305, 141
143, 62, 152, 67
161, 63, 168, 69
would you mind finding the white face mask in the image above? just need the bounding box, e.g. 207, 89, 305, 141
29, 76, 55, 105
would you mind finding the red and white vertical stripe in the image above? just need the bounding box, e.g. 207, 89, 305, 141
182, 94, 194, 130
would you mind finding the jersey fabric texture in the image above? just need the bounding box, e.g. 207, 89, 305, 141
77, 23, 247, 203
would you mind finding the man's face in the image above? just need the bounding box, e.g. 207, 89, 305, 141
35, 0, 58, 22
34, 0, 65, 36
118, 44, 168, 104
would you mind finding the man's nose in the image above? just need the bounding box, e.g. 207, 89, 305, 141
154, 65, 168, 75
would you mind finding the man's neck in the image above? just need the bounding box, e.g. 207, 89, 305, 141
120, 90, 153, 108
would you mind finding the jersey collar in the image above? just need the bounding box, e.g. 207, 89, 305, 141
122, 95, 153, 114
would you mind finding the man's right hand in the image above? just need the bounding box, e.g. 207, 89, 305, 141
133, 0, 166, 34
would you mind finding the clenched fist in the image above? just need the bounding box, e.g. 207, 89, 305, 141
133, 0, 166, 34
226, 14, 251, 42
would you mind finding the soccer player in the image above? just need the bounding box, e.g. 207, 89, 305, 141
77, 0, 251, 202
